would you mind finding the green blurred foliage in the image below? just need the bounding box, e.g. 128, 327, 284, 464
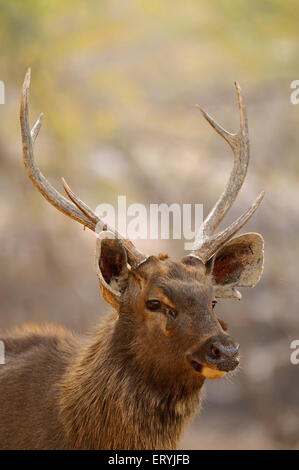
1, 0, 299, 151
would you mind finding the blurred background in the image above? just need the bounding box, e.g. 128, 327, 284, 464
0, 0, 299, 449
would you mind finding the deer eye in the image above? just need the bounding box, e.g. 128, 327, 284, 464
146, 300, 161, 311
212, 300, 217, 309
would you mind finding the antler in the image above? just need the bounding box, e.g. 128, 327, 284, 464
193, 82, 264, 263
20, 68, 145, 267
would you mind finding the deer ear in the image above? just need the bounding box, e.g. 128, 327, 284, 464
95, 232, 129, 309
210, 233, 264, 300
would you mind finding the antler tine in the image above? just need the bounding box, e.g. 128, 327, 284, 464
61, 177, 146, 266
61, 177, 100, 226
194, 191, 264, 264
195, 81, 249, 246
31, 112, 43, 143
20, 69, 146, 267
20, 68, 96, 231
192, 83, 264, 262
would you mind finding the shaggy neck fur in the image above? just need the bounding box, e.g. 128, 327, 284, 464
60, 312, 205, 450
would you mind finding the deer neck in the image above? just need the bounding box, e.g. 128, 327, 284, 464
60, 312, 205, 450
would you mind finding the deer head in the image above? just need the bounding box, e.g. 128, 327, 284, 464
20, 69, 264, 382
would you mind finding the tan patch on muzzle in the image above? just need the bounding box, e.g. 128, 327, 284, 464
201, 366, 227, 379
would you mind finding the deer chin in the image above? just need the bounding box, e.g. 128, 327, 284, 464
188, 358, 228, 379
201, 366, 227, 380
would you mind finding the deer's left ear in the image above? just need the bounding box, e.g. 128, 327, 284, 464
210, 233, 264, 300
95, 233, 129, 309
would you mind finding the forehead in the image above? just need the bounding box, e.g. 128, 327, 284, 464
138, 257, 213, 304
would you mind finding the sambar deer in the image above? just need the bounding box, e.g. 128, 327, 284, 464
0, 69, 264, 449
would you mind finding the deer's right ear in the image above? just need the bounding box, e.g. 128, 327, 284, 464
95, 233, 129, 309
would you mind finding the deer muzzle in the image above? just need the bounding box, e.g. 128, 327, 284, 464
187, 334, 240, 379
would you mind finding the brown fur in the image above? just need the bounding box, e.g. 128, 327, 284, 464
0, 256, 230, 449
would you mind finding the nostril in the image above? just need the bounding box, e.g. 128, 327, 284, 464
210, 345, 221, 359
204, 338, 240, 371
208, 341, 240, 362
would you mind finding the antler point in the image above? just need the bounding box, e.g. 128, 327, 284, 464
257, 190, 265, 202
24, 68, 31, 88
61, 177, 69, 191
195, 104, 204, 114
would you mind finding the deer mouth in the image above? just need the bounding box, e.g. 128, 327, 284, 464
200, 366, 227, 379
187, 348, 240, 379
187, 335, 240, 379
187, 358, 227, 379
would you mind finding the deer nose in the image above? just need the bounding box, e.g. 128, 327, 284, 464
206, 336, 240, 371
